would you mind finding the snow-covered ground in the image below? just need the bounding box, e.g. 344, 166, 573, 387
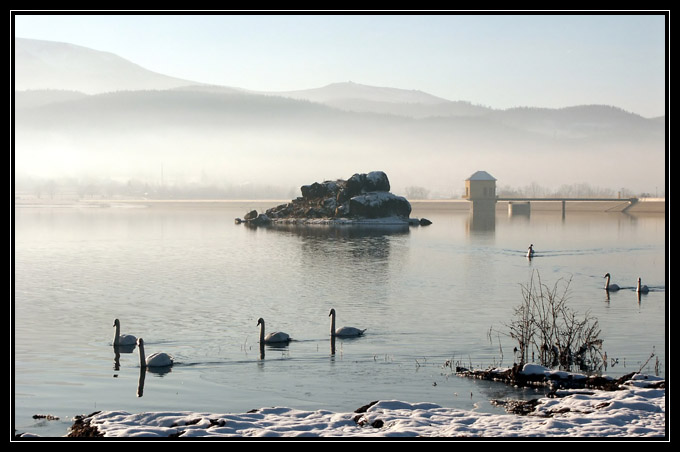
23, 372, 666, 439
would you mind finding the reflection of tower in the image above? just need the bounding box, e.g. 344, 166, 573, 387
463, 171, 497, 231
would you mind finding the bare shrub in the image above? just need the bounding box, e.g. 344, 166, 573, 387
507, 271, 604, 372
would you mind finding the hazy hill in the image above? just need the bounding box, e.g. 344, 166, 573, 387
14, 37, 201, 93
14, 87, 662, 139
13, 86, 665, 192
320, 97, 490, 118
486, 105, 660, 139
260, 81, 449, 104
245, 82, 491, 119
14, 89, 89, 109
12, 38, 666, 195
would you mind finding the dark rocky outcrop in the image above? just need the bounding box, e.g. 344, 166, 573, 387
67, 412, 104, 437
237, 171, 430, 226
455, 365, 653, 392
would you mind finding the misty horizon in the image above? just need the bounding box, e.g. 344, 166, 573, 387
12, 27, 667, 199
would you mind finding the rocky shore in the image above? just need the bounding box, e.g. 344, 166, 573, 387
235, 171, 431, 226
455, 363, 665, 392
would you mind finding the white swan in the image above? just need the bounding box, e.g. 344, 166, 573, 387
137, 338, 174, 368
636, 277, 649, 294
257, 318, 291, 344
526, 244, 535, 258
329, 308, 366, 337
112, 319, 137, 346
604, 273, 620, 291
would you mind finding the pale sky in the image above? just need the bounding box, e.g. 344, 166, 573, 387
13, 13, 667, 117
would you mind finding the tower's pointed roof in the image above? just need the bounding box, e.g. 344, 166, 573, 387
466, 170, 496, 181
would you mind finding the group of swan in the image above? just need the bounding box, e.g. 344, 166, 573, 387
113, 319, 174, 369
604, 273, 650, 293
257, 308, 366, 344
113, 308, 365, 367
523, 247, 650, 294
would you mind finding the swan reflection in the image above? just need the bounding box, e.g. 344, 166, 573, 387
112, 344, 136, 372
137, 366, 146, 397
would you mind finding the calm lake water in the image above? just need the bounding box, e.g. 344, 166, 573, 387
13, 201, 666, 437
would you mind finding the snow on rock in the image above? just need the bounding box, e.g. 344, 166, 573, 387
63, 382, 666, 438
521, 363, 550, 375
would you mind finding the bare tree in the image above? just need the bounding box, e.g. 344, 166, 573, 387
405, 186, 430, 200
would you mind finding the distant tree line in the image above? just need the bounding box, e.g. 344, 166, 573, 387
13, 176, 662, 202
496, 182, 660, 199
14, 176, 295, 201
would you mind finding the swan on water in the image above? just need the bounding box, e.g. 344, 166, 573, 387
636, 277, 649, 294
604, 273, 620, 291
257, 318, 291, 344
112, 319, 137, 346
137, 338, 174, 368
526, 244, 535, 258
329, 308, 366, 337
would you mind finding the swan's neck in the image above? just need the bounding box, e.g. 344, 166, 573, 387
259, 323, 265, 343
113, 324, 121, 345
605, 275, 610, 289
330, 313, 336, 336
138, 343, 146, 368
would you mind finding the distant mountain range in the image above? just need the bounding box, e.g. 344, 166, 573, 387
15, 37, 663, 121
15, 37, 202, 93
12, 37, 666, 195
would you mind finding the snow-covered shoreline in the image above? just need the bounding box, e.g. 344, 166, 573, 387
18, 372, 665, 439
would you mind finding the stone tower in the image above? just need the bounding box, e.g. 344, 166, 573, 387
464, 170, 497, 212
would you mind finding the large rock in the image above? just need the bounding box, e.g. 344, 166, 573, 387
240, 171, 421, 224
348, 192, 411, 219
244, 210, 259, 220
337, 171, 390, 203
300, 181, 342, 200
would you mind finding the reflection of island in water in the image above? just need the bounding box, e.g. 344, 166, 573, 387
297, 224, 406, 289
271, 222, 410, 239
268, 218, 410, 314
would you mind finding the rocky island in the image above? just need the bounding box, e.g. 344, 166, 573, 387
236, 171, 431, 226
